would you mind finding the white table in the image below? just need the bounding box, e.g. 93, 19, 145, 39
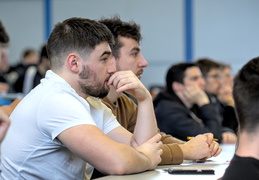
95, 144, 236, 180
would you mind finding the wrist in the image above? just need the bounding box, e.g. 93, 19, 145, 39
179, 144, 189, 160
137, 92, 152, 103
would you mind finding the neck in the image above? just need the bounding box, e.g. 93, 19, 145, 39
236, 131, 259, 160
55, 69, 89, 100
106, 86, 122, 104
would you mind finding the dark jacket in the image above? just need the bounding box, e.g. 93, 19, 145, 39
209, 94, 238, 133
153, 91, 222, 142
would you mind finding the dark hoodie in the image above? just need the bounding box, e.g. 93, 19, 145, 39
153, 91, 223, 142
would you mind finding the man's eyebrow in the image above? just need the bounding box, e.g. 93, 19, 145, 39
100, 51, 112, 57
131, 47, 140, 52
190, 76, 199, 80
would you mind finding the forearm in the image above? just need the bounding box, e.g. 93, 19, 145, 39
96, 144, 153, 175
133, 95, 158, 145
60, 125, 156, 176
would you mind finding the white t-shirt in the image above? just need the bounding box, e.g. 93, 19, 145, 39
0, 70, 120, 180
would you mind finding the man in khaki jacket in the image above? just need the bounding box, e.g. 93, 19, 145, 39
99, 16, 222, 166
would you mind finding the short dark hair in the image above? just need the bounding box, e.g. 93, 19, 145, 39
166, 62, 197, 93
0, 21, 9, 44
233, 57, 259, 133
47, 17, 114, 69
99, 15, 142, 59
195, 58, 220, 77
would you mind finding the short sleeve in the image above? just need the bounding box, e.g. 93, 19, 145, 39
38, 93, 96, 140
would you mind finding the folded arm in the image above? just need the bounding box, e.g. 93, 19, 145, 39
108, 70, 158, 145
58, 124, 162, 175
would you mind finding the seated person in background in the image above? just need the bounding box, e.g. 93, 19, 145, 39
0, 17, 162, 180
218, 63, 238, 132
219, 63, 233, 89
196, 58, 237, 143
222, 57, 259, 180
100, 16, 221, 166
154, 62, 231, 143
7, 48, 38, 93
19, 44, 50, 94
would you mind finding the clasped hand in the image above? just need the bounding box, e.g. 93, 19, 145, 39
108, 70, 150, 102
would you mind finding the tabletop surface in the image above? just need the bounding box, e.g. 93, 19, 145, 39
95, 144, 236, 180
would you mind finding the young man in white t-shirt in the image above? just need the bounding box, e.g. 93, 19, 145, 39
0, 17, 162, 180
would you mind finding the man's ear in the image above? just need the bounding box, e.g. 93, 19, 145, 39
66, 53, 79, 73
172, 82, 183, 92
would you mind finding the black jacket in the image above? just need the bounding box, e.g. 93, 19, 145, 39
154, 91, 222, 142
209, 94, 238, 133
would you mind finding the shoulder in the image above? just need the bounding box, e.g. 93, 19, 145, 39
155, 97, 185, 111
87, 96, 116, 118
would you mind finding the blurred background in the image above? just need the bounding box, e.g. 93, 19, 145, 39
1, 0, 259, 89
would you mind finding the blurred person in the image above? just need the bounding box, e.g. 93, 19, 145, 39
218, 63, 238, 132
219, 63, 233, 87
218, 63, 234, 106
196, 58, 237, 142
8, 48, 38, 92
0, 17, 162, 180
218, 63, 234, 107
154, 62, 225, 142
222, 57, 259, 180
16, 44, 50, 94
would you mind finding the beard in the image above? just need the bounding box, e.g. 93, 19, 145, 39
78, 65, 110, 98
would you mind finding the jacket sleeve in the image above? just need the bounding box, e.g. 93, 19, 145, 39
155, 100, 222, 141
159, 132, 185, 165
221, 105, 238, 133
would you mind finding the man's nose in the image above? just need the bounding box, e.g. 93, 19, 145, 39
139, 54, 148, 68
199, 77, 206, 89
107, 57, 116, 74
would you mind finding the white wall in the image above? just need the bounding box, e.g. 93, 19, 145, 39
194, 0, 259, 76
0, 0, 258, 89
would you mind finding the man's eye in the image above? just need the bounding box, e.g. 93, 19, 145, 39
132, 53, 138, 57
101, 58, 108, 62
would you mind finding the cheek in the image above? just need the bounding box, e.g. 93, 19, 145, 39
206, 78, 214, 85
